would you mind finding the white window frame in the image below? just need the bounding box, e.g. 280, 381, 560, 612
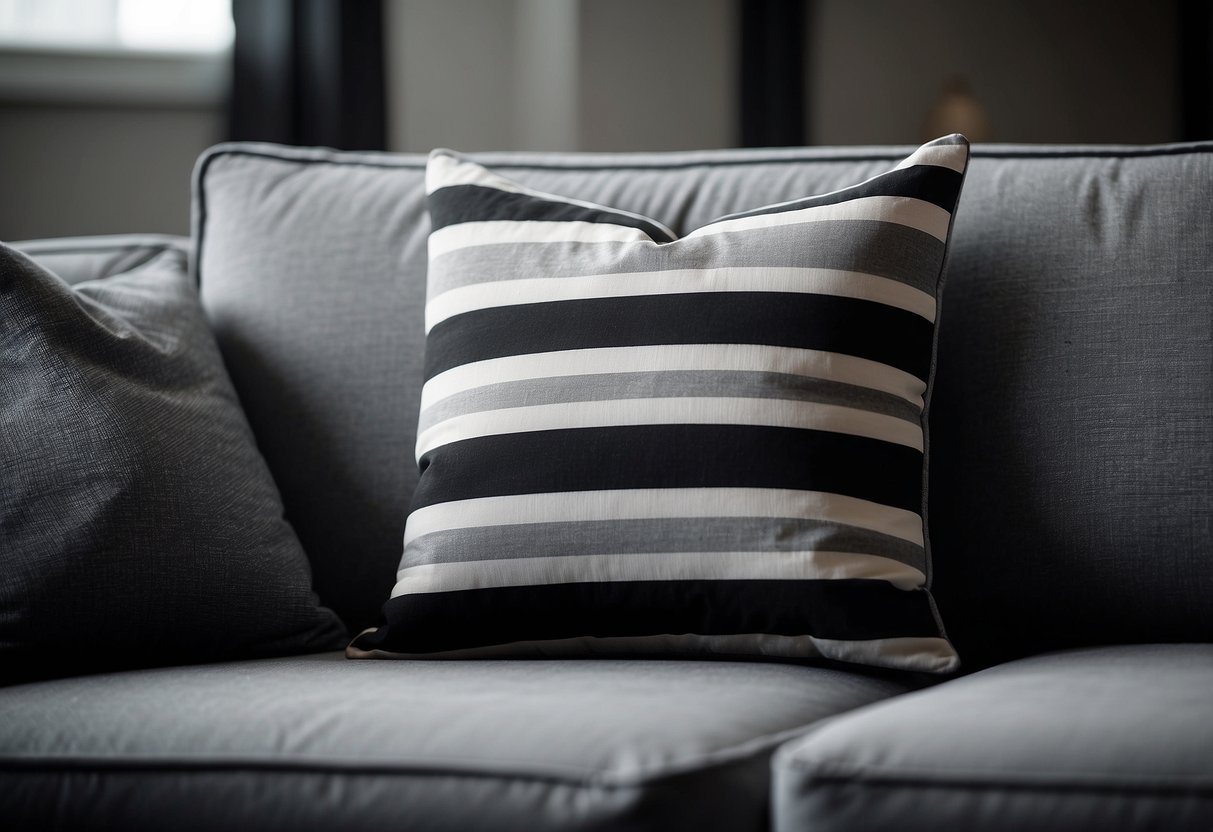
0, 0, 231, 107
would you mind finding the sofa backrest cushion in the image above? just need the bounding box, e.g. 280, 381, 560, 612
194, 142, 1213, 667
194, 144, 924, 632
928, 145, 1213, 665
11, 235, 190, 287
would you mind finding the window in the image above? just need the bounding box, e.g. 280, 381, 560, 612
0, 0, 232, 105
0, 0, 232, 53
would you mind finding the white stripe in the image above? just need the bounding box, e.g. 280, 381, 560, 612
415, 397, 922, 459
392, 550, 926, 596
420, 344, 926, 414
347, 631, 959, 672
814, 634, 959, 673
428, 220, 657, 260
426, 150, 676, 239
403, 488, 924, 548
685, 196, 952, 243
428, 151, 533, 195
424, 267, 936, 332
895, 143, 968, 173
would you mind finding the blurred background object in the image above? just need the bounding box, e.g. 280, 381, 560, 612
1, 0, 1208, 239
228, 0, 384, 149
921, 77, 993, 143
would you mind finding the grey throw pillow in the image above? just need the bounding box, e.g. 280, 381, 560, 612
0, 241, 345, 678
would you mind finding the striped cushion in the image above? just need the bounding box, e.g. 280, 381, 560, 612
349, 135, 969, 673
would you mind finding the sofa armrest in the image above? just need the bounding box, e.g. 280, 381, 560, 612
11, 234, 189, 286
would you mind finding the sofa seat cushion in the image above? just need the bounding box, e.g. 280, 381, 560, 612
0, 652, 912, 832
773, 644, 1213, 832
198, 144, 942, 633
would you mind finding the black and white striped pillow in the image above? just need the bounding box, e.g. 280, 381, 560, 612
349, 135, 968, 672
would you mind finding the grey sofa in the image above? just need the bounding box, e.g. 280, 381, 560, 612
2, 140, 1211, 831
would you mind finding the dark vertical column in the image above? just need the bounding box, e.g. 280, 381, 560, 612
1177, 0, 1212, 141
230, 0, 296, 145
740, 0, 808, 147
230, 0, 386, 151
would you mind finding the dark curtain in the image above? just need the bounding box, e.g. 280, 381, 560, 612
1178, 0, 1213, 141
229, 0, 386, 150
739, 0, 807, 147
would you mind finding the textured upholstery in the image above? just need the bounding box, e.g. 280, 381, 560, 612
195, 143, 1213, 670
194, 144, 943, 630
772, 645, 1213, 832
6, 140, 1195, 829
929, 147, 1213, 665
12, 234, 190, 286
0, 652, 913, 832
1, 241, 345, 674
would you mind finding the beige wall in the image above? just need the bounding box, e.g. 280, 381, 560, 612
386, 0, 520, 153
0, 103, 220, 240
810, 0, 1177, 145
0, 0, 1189, 241
386, 0, 1180, 153
577, 0, 736, 152
384, 0, 738, 153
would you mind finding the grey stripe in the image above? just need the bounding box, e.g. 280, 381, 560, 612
401, 516, 927, 574
933, 133, 968, 146
418, 370, 922, 435
428, 220, 943, 298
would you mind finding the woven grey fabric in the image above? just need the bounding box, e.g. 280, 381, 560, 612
928, 147, 1213, 665
194, 144, 931, 630
773, 645, 1213, 832
195, 143, 1213, 660
0, 651, 913, 832
12, 235, 190, 286
0, 242, 345, 675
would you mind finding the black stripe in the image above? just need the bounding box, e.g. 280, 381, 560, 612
354, 579, 944, 654
429, 184, 676, 242
428, 168, 960, 237
412, 424, 924, 514
424, 293, 933, 381
723, 164, 964, 220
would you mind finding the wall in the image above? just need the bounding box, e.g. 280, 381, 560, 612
385, 0, 1182, 153
0, 0, 1193, 242
577, 0, 736, 152
0, 43, 226, 241
0, 103, 220, 240
384, 0, 737, 153
386, 0, 520, 153
809, 0, 1178, 145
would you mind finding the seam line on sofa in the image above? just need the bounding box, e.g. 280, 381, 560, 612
0, 756, 610, 786
195, 142, 1213, 179
0, 743, 769, 789
191, 140, 1213, 290
0, 718, 813, 788
785, 763, 1213, 795
9, 242, 185, 256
